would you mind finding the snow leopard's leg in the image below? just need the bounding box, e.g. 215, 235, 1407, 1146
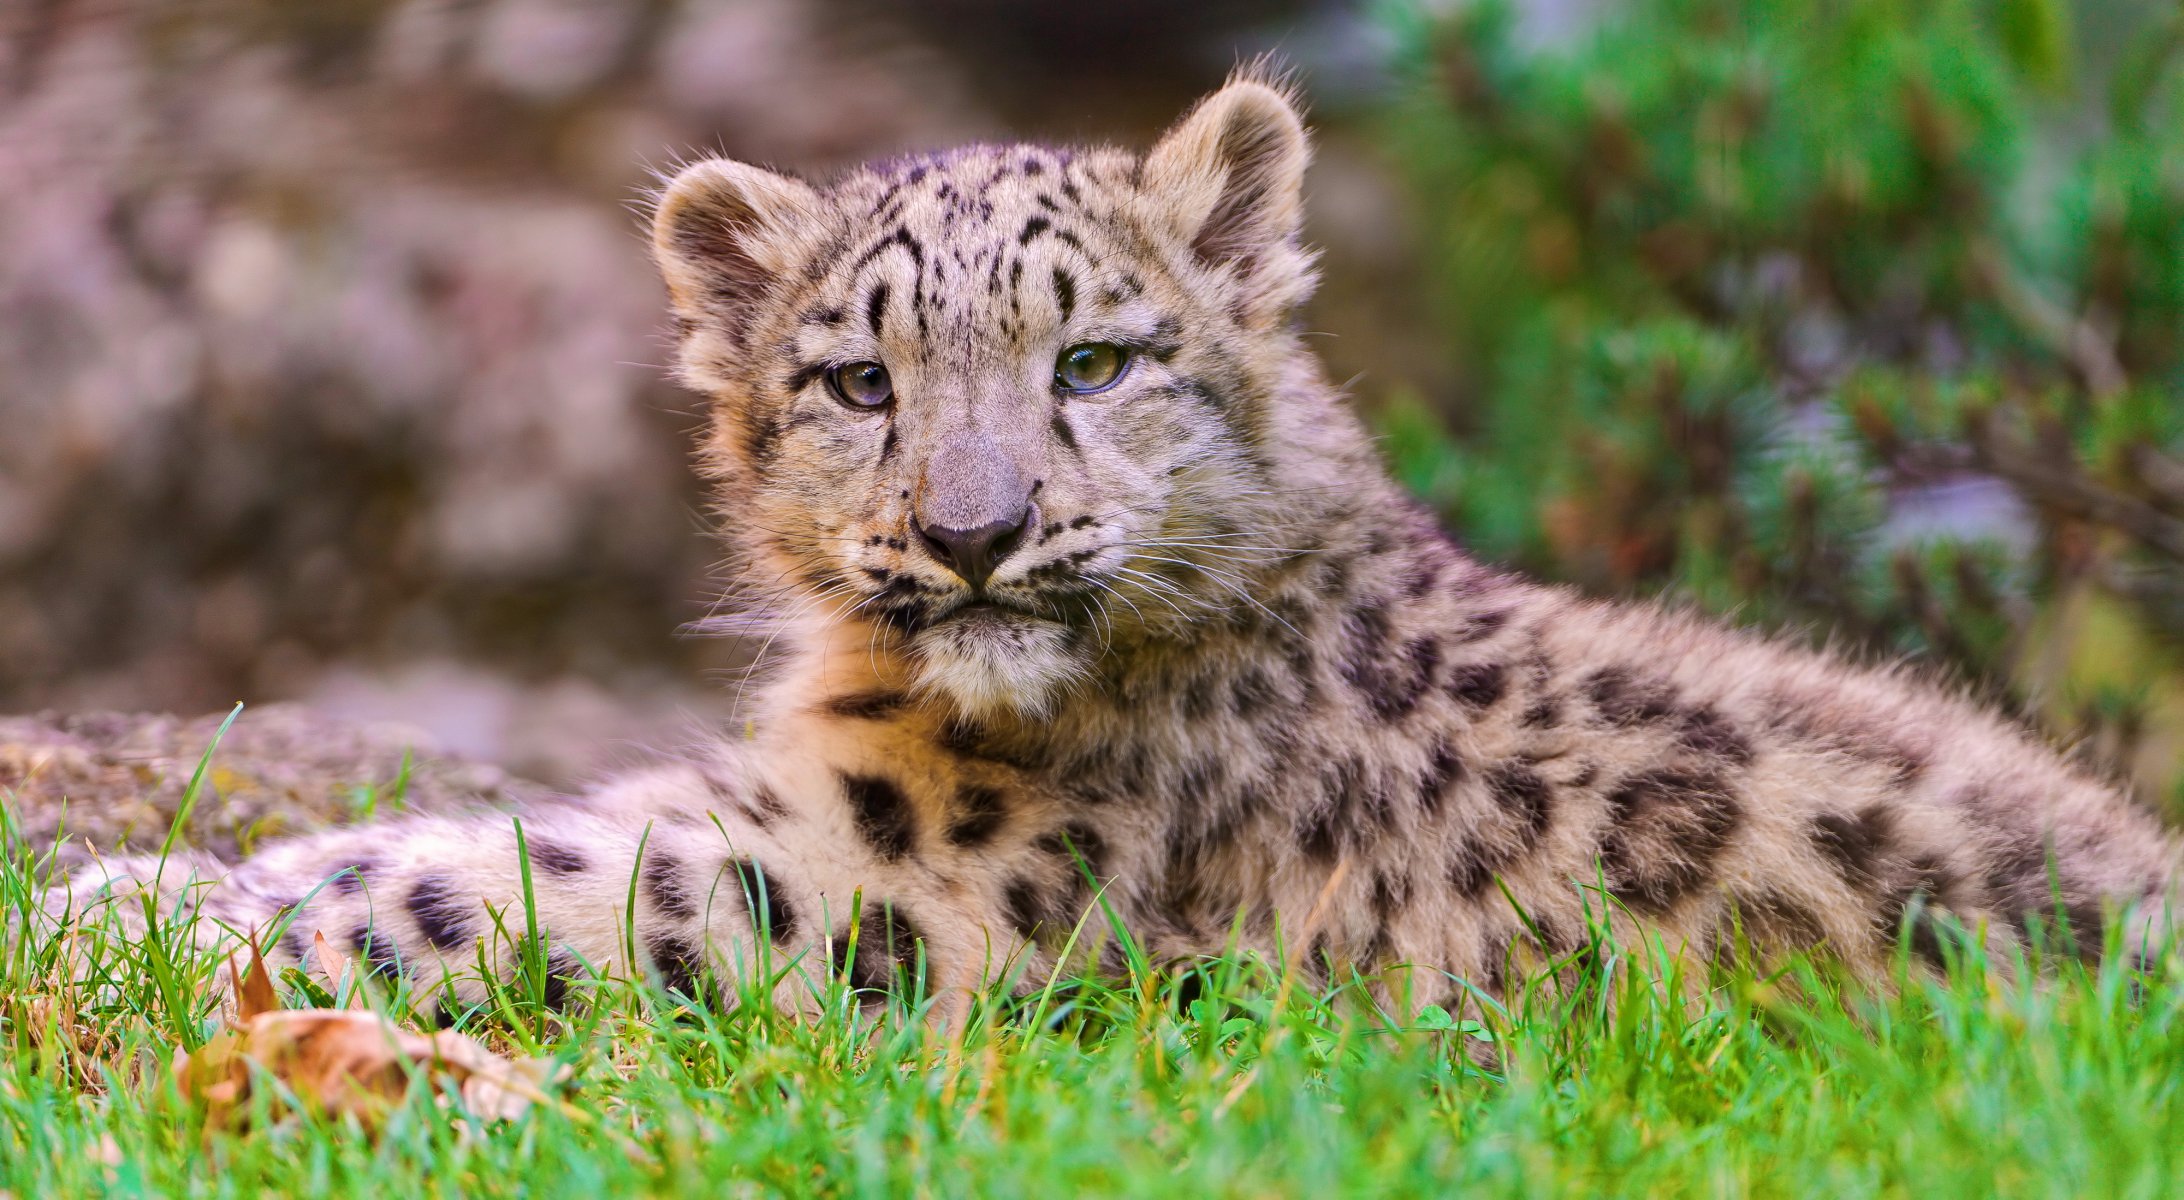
37, 730, 1080, 1024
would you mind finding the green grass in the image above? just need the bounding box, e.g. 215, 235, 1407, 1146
6, 788, 2184, 1197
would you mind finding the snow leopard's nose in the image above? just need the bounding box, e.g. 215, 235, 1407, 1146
914, 430, 1036, 590
914, 510, 1030, 591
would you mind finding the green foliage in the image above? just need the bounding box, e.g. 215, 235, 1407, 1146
1380, 0, 2184, 809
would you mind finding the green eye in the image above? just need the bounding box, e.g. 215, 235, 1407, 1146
1055, 343, 1128, 394
827, 360, 893, 409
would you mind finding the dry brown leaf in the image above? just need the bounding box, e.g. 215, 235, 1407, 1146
225, 937, 278, 1022
175, 929, 569, 1130
309, 929, 349, 994
173, 1008, 571, 1129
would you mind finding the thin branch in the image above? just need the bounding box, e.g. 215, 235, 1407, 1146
1966, 409, 2184, 563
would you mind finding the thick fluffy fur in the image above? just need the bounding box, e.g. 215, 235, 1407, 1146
49, 74, 2181, 1019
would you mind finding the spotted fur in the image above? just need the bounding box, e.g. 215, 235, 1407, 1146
48, 72, 2182, 1022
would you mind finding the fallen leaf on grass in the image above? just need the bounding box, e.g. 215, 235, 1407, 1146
173, 1008, 569, 1126
309, 929, 356, 1002
234, 936, 279, 1020
170, 939, 571, 1129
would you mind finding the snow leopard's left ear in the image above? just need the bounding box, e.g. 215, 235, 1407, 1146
1141, 69, 1316, 326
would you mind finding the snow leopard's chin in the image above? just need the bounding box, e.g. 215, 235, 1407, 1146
908, 607, 1084, 719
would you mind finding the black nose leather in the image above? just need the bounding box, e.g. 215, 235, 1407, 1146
915, 509, 1030, 590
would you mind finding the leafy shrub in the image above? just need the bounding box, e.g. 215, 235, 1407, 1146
1380, 0, 2184, 810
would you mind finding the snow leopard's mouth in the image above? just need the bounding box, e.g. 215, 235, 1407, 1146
946, 600, 1011, 622
861, 569, 1111, 641
932, 595, 1049, 631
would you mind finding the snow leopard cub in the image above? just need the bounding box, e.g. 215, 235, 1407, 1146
52, 70, 2181, 1021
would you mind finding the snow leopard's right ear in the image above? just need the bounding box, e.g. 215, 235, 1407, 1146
1141, 68, 1316, 327
651, 158, 822, 341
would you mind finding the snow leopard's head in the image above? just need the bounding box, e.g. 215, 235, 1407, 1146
653, 71, 1359, 717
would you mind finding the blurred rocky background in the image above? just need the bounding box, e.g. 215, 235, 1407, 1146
0, 0, 1429, 790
